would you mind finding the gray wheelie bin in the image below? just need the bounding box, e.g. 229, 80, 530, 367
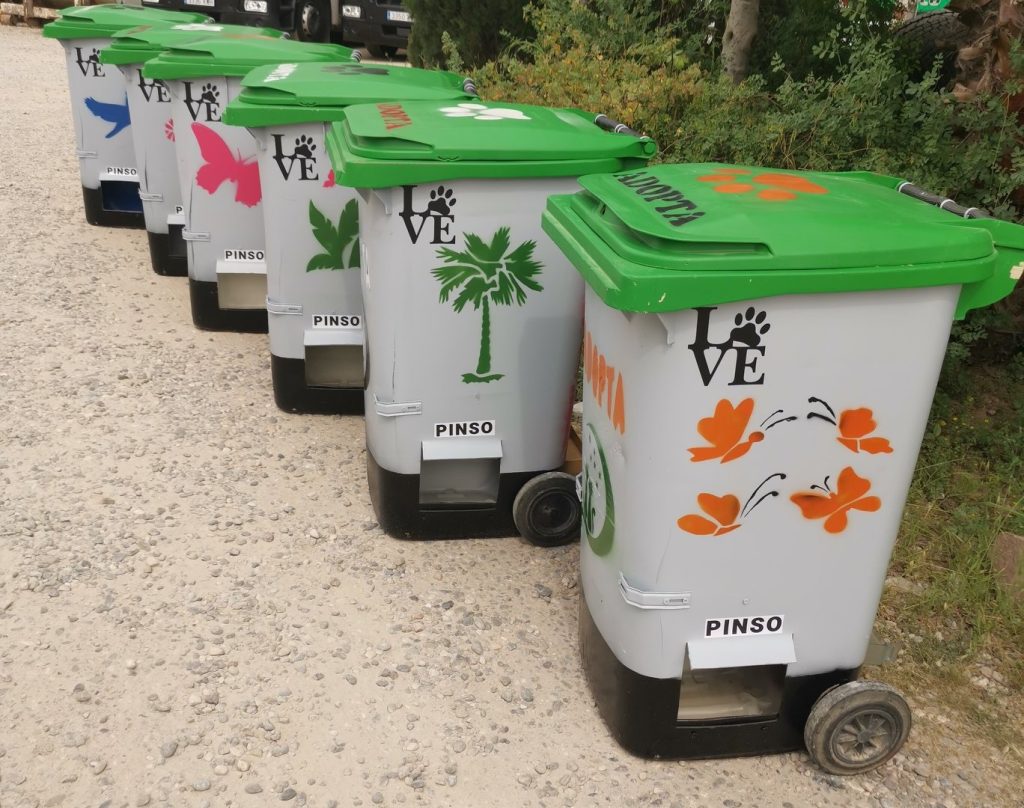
326, 102, 655, 542
43, 4, 210, 228
542, 163, 1024, 772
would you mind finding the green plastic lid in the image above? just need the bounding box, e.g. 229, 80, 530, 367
143, 38, 357, 81
223, 62, 477, 127
43, 5, 209, 41
542, 163, 1024, 318
326, 101, 657, 187
101, 23, 283, 67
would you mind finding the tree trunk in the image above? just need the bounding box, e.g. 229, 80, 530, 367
475, 296, 492, 376
722, 0, 760, 84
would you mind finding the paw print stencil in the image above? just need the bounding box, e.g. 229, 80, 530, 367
439, 103, 530, 121
427, 186, 456, 216
729, 307, 770, 347
199, 83, 220, 106
699, 167, 828, 202
293, 134, 316, 159
164, 118, 175, 142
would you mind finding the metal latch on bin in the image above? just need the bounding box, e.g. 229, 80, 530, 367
138, 191, 163, 203
373, 394, 421, 418
618, 573, 691, 610
266, 299, 302, 316
182, 229, 210, 242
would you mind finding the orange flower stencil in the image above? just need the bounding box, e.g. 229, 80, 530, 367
791, 466, 881, 534
807, 397, 893, 454
678, 474, 786, 537
688, 398, 763, 463
698, 167, 828, 202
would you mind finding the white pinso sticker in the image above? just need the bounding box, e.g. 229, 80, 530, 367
312, 314, 361, 329
704, 615, 784, 639
223, 249, 265, 262
434, 420, 496, 438
439, 103, 530, 121
265, 64, 298, 83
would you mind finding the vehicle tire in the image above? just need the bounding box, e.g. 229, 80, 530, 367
894, 11, 968, 84
513, 472, 581, 548
366, 43, 398, 60
804, 681, 911, 776
295, 0, 331, 42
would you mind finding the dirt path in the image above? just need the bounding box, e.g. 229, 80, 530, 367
0, 24, 1019, 808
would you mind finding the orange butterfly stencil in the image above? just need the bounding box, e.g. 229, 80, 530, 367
791, 466, 881, 534
688, 399, 795, 463
807, 397, 893, 454
678, 474, 786, 536
678, 494, 742, 536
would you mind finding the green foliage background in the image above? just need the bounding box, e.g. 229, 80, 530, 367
402, 0, 533, 68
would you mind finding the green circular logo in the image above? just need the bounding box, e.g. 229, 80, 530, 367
583, 423, 616, 556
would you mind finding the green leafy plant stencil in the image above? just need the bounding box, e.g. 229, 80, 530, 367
307, 199, 360, 272
431, 227, 544, 384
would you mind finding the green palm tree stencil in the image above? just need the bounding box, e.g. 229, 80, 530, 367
306, 199, 360, 272
431, 227, 544, 384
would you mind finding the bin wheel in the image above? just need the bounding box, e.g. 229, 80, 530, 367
804, 680, 911, 775
295, 0, 330, 42
513, 472, 581, 548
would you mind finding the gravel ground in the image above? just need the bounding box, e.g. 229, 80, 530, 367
0, 23, 1021, 808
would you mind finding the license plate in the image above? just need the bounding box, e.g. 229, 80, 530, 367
387, 10, 411, 23
185, 0, 215, 7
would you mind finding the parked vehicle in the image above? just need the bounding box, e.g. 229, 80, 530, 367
339, 0, 411, 58
137, 0, 410, 51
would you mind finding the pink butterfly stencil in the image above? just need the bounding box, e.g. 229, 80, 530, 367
192, 122, 261, 208
322, 169, 336, 188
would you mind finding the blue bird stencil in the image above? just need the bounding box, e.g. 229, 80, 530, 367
84, 95, 131, 139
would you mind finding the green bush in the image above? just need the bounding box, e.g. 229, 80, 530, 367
404, 0, 533, 68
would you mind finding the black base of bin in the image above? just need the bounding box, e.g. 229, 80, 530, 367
367, 450, 539, 540
147, 231, 188, 277
578, 596, 859, 760
189, 279, 268, 333
270, 354, 365, 415
82, 185, 145, 229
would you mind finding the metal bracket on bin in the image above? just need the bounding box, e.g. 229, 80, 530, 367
76, 149, 98, 159
266, 299, 303, 316
654, 313, 676, 345
182, 229, 210, 242
373, 394, 421, 418
618, 573, 691, 610
138, 191, 164, 203
358, 188, 392, 215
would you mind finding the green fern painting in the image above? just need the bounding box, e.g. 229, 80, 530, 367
307, 199, 360, 272
431, 227, 544, 384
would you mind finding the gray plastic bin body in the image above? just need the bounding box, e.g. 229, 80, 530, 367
253, 121, 365, 412
61, 38, 144, 228
120, 62, 187, 273
359, 177, 583, 537
166, 74, 269, 331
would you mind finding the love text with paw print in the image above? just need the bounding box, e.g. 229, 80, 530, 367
271, 133, 320, 182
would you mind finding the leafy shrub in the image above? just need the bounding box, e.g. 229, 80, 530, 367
403, 0, 533, 68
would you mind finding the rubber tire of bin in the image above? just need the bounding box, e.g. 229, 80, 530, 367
804, 680, 912, 776
512, 471, 581, 548
294, 0, 330, 42
894, 11, 968, 84
366, 43, 398, 60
